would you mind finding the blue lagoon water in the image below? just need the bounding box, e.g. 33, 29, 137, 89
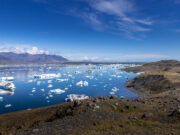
0, 64, 139, 114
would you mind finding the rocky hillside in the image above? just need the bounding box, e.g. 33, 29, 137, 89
0, 96, 180, 135
125, 60, 180, 96
0, 52, 68, 64
124, 60, 180, 73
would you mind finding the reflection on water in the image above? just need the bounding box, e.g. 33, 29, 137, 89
0, 89, 14, 95
0, 64, 140, 114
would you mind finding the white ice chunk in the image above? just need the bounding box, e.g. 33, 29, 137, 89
0, 96, 3, 102
48, 80, 52, 83
76, 81, 89, 87
48, 84, 53, 88
110, 92, 115, 95
32, 89, 36, 93
65, 94, 89, 102
41, 89, 45, 92
5, 104, 12, 108
34, 73, 61, 79
37, 81, 41, 85
83, 81, 88, 86
0, 77, 14, 81
76, 81, 83, 87
28, 80, 34, 83
49, 89, 65, 94
0, 89, 14, 95
49, 94, 53, 98
112, 87, 119, 92
0, 81, 15, 91
56, 79, 68, 82
75, 71, 81, 74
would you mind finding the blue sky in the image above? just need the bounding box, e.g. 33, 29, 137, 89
1, 0, 180, 62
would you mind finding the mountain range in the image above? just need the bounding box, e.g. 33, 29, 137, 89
0, 52, 68, 64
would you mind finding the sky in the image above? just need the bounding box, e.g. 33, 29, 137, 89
1, 0, 180, 62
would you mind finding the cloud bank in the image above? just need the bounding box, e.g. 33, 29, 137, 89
0, 45, 49, 55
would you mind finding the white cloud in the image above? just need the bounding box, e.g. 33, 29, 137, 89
81, 0, 153, 38
33, 0, 154, 39
173, 29, 180, 32
0, 44, 49, 55
88, 0, 134, 17
65, 55, 99, 61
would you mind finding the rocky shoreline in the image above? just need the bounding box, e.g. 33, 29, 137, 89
1, 60, 180, 135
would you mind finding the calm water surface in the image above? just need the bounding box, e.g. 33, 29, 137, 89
0, 64, 139, 114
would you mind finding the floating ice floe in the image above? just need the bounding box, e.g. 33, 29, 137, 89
68, 75, 73, 77
49, 89, 65, 94
48, 84, 53, 88
32, 89, 36, 93
85, 76, 94, 79
75, 71, 81, 74
28, 80, 34, 83
109, 87, 119, 95
0, 81, 15, 91
112, 87, 119, 92
41, 89, 45, 92
37, 81, 41, 85
0, 77, 14, 81
65, 94, 89, 102
109, 91, 115, 95
86, 70, 93, 74
83, 81, 88, 86
48, 80, 52, 83
5, 104, 12, 108
49, 94, 53, 98
34, 74, 61, 79
0, 96, 3, 102
76, 81, 88, 87
56, 79, 68, 82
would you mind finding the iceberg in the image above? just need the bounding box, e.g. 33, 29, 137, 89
0, 77, 14, 81
5, 104, 12, 108
0, 81, 15, 91
112, 87, 119, 92
34, 73, 61, 79
110, 91, 115, 95
48, 84, 53, 88
49, 89, 65, 94
41, 89, 45, 92
75, 71, 81, 74
83, 81, 88, 86
76, 81, 83, 87
0, 96, 3, 102
56, 78, 68, 82
65, 94, 89, 102
37, 81, 41, 85
76, 81, 89, 87
47, 80, 52, 83
32, 89, 36, 93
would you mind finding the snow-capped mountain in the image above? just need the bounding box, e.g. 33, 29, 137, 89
0, 46, 68, 63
